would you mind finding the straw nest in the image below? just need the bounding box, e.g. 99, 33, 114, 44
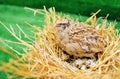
0, 7, 120, 79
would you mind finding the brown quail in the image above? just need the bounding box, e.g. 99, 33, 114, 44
55, 19, 106, 58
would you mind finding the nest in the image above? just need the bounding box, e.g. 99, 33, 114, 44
0, 7, 120, 79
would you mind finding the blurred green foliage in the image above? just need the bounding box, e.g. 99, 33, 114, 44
0, 0, 120, 21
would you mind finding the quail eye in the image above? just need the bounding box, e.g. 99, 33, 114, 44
61, 24, 68, 29
55, 23, 69, 30
55, 19, 70, 29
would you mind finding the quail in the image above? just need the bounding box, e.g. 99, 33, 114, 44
55, 19, 106, 58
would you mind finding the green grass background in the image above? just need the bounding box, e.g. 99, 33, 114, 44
0, 1, 120, 78
0, 0, 120, 21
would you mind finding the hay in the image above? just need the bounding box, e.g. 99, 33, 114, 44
0, 7, 120, 79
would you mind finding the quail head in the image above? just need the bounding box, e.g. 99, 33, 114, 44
55, 19, 106, 58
